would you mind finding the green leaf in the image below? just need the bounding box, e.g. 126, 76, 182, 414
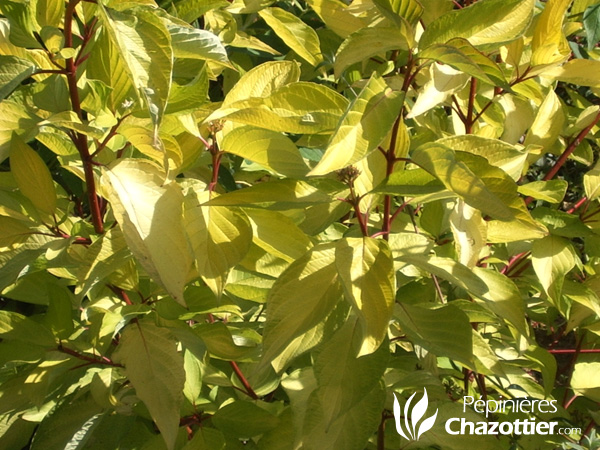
407, 62, 469, 118
167, 23, 230, 66
306, 0, 367, 38
261, 242, 342, 365
310, 318, 388, 430
85, 28, 135, 111
436, 135, 527, 181
0, 310, 56, 346
418, 38, 508, 87
532, 235, 577, 303
258, 7, 322, 66
472, 268, 529, 337
523, 89, 566, 152
182, 427, 225, 450
517, 180, 568, 203
546, 58, 600, 88
113, 320, 185, 450
395, 303, 475, 367
419, 0, 534, 50
309, 75, 405, 175
222, 60, 300, 106
524, 346, 556, 397
335, 237, 395, 356
102, 159, 192, 306
571, 362, 600, 402
206, 178, 346, 209
212, 401, 280, 438
375, 168, 445, 196
584, 4, 600, 50
97, 5, 173, 127
35, 0, 63, 28
584, 158, 600, 201
0, 55, 36, 100
334, 27, 410, 78
397, 254, 489, 297
449, 200, 486, 268
183, 188, 252, 296
373, 0, 424, 26
531, 0, 572, 66
76, 228, 132, 296
244, 209, 313, 263
164, 20, 231, 67
302, 383, 386, 450
0, 101, 41, 163
531, 207, 593, 238
221, 125, 309, 178
30, 394, 104, 450
194, 322, 257, 360
10, 134, 57, 215
210, 82, 348, 134
411, 144, 514, 221
0, 215, 33, 247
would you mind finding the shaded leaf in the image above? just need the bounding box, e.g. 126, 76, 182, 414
113, 320, 185, 450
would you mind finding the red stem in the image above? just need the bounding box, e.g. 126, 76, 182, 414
525, 110, 600, 205
548, 348, 600, 354
64, 0, 104, 234
382, 116, 403, 240
566, 196, 587, 214
58, 344, 122, 367
465, 77, 477, 134
206, 314, 258, 399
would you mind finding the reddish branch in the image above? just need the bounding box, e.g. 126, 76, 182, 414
58, 344, 122, 367
206, 314, 258, 400
525, 110, 600, 205
64, 0, 104, 234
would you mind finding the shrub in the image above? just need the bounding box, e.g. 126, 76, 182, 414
0, 0, 599, 449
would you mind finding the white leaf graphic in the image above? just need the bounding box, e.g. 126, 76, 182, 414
403, 392, 416, 440
417, 409, 438, 440
393, 393, 411, 441
411, 388, 429, 436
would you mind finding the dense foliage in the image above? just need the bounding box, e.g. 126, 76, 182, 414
1, 0, 600, 448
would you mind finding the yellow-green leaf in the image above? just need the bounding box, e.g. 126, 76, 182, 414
532, 235, 577, 303
97, 5, 173, 127
183, 187, 252, 296
334, 27, 410, 78
10, 134, 57, 215
102, 159, 192, 306
309, 75, 404, 175
0, 55, 37, 100
222, 61, 300, 106
523, 89, 566, 153
306, 0, 367, 38
209, 82, 348, 134
411, 143, 514, 221
571, 362, 600, 402
259, 7, 323, 66
113, 320, 184, 450
335, 237, 395, 356
418, 38, 508, 87
419, 0, 534, 50
546, 59, 600, 87
531, 0, 573, 66
261, 242, 342, 366
221, 125, 309, 178
0, 215, 33, 247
